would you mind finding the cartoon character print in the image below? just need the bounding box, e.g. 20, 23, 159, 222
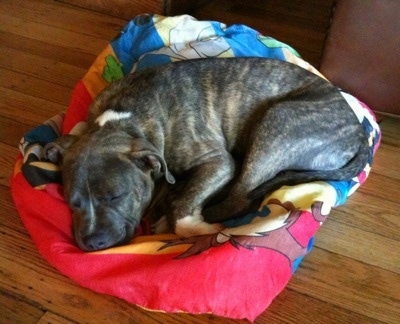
102, 55, 124, 83
132, 16, 232, 71
159, 199, 328, 270
19, 114, 64, 188
19, 116, 87, 201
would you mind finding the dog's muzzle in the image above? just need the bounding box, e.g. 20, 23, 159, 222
74, 220, 137, 252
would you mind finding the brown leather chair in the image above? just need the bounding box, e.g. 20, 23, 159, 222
320, 0, 400, 115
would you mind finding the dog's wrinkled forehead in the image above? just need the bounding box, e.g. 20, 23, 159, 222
62, 132, 134, 186
64, 153, 135, 203
73, 129, 133, 155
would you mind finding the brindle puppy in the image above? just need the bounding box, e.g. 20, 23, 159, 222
45, 58, 368, 251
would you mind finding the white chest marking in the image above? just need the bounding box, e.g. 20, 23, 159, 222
95, 110, 132, 127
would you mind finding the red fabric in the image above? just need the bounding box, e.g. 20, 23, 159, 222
62, 80, 93, 135
11, 170, 292, 320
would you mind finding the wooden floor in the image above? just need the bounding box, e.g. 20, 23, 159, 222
1, 0, 399, 323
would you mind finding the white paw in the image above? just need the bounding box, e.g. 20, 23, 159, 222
175, 210, 223, 237
152, 215, 171, 234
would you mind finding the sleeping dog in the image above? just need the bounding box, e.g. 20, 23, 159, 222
45, 58, 369, 251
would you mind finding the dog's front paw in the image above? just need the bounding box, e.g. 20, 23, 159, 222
175, 210, 223, 237
152, 215, 171, 234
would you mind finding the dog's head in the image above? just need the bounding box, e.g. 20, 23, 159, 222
45, 129, 175, 251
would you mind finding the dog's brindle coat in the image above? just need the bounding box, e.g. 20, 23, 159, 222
45, 58, 369, 251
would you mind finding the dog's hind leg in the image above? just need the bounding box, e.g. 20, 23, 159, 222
203, 94, 365, 223
202, 162, 279, 224
202, 126, 291, 222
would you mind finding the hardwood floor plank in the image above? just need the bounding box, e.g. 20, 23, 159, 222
0, 46, 86, 88
0, 87, 66, 126
0, 14, 110, 56
289, 248, 400, 323
0, 116, 38, 147
0, 143, 20, 188
0, 68, 73, 106
372, 143, 400, 180
0, 224, 59, 272
0, 0, 126, 41
0, 185, 31, 234
357, 173, 400, 204
332, 192, 400, 241
260, 288, 385, 324
37, 311, 77, 324
0, 31, 97, 70
378, 116, 400, 148
315, 216, 400, 273
0, 289, 44, 324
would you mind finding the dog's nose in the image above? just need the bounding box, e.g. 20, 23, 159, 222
82, 232, 112, 251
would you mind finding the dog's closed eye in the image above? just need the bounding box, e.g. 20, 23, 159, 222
98, 193, 126, 204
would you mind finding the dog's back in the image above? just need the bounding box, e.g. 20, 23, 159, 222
90, 58, 363, 168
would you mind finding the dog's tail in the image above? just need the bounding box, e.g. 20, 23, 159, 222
248, 134, 370, 201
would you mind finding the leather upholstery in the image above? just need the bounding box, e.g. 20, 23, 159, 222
320, 0, 400, 115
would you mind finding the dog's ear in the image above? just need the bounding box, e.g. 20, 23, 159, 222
131, 151, 176, 184
130, 138, 175, 184
44, 134, 79, 165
